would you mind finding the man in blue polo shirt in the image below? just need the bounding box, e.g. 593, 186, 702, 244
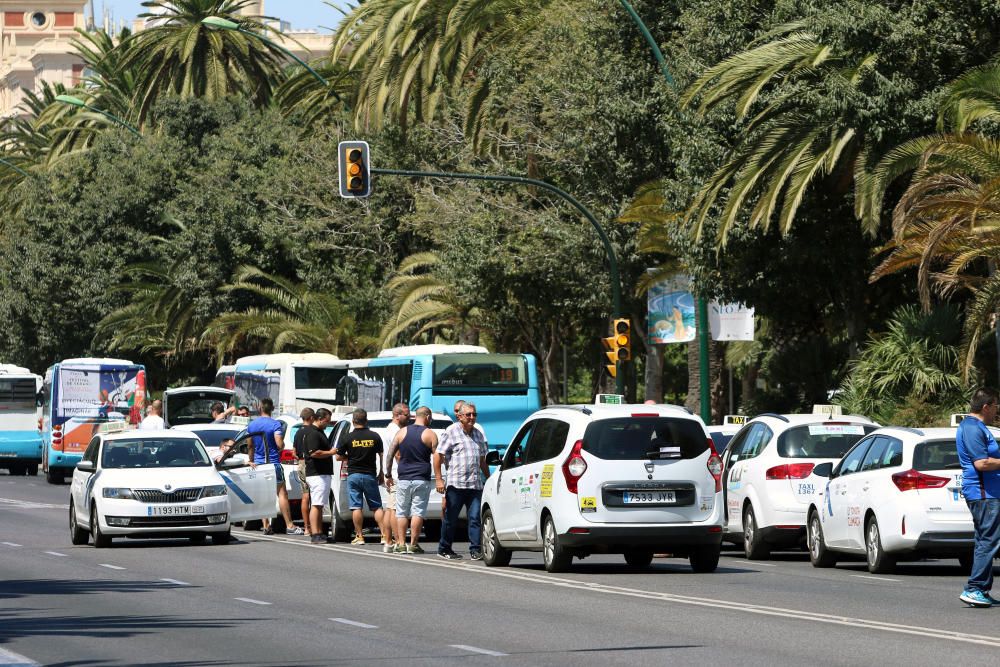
247, 398, 299, 536
956, 387, 1000, 608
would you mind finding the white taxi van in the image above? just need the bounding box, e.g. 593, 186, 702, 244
721, 406, 878, 558
806, 426, 977, 573
69, 423, 274, 547
480, 400, 724, 573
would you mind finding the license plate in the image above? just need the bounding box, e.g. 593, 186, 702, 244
147, 505, 192, 516
623, 490, 676, 504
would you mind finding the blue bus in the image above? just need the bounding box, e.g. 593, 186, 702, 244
41, 358, 147, 484
347, 345, 541, 451
0, 364, 43, 476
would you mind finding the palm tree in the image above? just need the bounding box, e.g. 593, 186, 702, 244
681, 25, 875, 244
119, 0, 289, 125
273, 60, 355, 127
203, 266, 362, 359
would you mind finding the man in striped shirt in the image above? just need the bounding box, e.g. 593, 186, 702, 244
434, 401, 490, 560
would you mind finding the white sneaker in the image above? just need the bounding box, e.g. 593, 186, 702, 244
383, 543, 393, 553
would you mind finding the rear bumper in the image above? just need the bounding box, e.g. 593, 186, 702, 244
913, 531, 975, 553
559, 524, 723, 548
759, 524, 806, 545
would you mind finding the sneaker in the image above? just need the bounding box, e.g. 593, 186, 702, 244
960, 589, 992, 608
310, 535, 326, 545
262, 526, 274, 536
437, 550, 462, 560
393, 544, 407, 554
986, 592, 1000, 605
286, 527, 304, 535
407, 543, 425, 554
383, 543, 394, 553
350, 535, 366, 545
470, 550, 483, 561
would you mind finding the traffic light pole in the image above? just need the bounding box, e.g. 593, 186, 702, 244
371, 167, 625, 395
616, 0, 712, 424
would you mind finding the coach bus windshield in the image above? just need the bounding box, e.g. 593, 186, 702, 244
432, 354, 527, 392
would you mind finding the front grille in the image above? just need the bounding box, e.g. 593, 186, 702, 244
124, 516, 212, 527
131, 488, 202, 503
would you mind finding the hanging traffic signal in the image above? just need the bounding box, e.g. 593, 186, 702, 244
602, 335, 619, 378
338, 140, 371, 198
613, 318, 631, 362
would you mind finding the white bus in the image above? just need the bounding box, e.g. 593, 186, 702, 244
0, 364, 43, 476
230, 353, 350, 417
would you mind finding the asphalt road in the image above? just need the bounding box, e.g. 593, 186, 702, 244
2, 473, 999, 666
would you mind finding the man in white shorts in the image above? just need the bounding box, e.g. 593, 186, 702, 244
303, 407, 336, 544
385, 406, 438, 554
382, 403, 410, 552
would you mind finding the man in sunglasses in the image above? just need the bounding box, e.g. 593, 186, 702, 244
435, 402, 490, 560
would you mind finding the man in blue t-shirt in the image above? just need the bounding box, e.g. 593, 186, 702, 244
247, 398, 298, 536
956, 387, 1000, 608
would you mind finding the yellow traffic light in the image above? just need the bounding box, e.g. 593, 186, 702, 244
613, 318, 631, 362
602, 335, 618, 378
338, 140, 371, 198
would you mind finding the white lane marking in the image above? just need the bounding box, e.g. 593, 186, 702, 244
160, 578, 191, 586
240, 532, 1000, 648
44, 551, 68, 557
99, 563, 125, 570
234, 597, 271, 605
748, 562, 776, 567
852, 574, 901, 583
0, 497, 69, 510
330, 617, 378, 629
451, 644, 508, 657
2, 541, 23, 547
0, 646, 41, 666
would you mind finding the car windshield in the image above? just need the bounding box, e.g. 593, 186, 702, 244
583, 417, 709, 460
187, 429, 243, 448
777, 423, 877, 458
102, 438, 210, 468
913, 439, 962, 471
166, 392, 231, 426
710, 432, 734, 452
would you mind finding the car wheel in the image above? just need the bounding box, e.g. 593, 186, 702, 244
807, 511, 837, 568
271, 514, 287, 535
481, 510, 511, 567
69, 500, 88, 545
865, 516, 896, 574
27, 464, 38, 476
211, 529, 232, 545
330, 496, 352, 542
542, 515, 572, 573
958, 553, 974, 573
10, 463, 25, 476
46, 469, 64, 485
422, 520, 441, 542
624, 549, 655, 568
689, 545, 721, 573
743, 505, 770, 560
90, 504, 111, 548
189, 533, 207, 545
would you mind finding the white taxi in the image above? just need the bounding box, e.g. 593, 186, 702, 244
69, 423, 275, 547
806, 426, 976, 573
721, 408, 878, 558
480, 402, 724, 573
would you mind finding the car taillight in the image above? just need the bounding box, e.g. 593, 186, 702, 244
561, 440, 587, 494
280, 449, 296, 464
891, 469, 949, 492
706, 439, 722, 492
51, 424, 63, 451
765, 463, 815, 480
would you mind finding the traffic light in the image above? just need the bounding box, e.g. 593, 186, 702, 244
338, 140, 371, 198
613, 318, 631, 362
602, 335, 619, 378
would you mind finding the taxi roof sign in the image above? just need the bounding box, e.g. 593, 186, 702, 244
229, 416, 251, 426
97, 421, 126, 434
812, 404, 843, 418
723, 415, 749, 425
950, 414, 969, 427
595, 394, 624, 405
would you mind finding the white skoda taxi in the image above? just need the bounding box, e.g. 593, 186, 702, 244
480, 401, 724, 573
806, 426, 977, 573
721, 408, 878, 558
69, 423, 275, 547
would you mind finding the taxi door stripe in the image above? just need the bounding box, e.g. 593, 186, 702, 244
220, 475, 253, 504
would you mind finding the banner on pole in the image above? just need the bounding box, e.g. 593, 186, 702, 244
709, 301, 755, 341
648, 274, 696, 344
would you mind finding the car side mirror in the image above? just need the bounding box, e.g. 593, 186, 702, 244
485, 450, 501, 467
812, 462, 833, 478
216, 453, 249, 469
76, 460, 95, 473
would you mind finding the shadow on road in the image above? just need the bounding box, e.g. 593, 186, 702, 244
0, 578, 199, 600
0, 608, 247, 643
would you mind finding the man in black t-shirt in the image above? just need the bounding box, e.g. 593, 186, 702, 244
335, 408, 386, 545
303, 407, 336, 545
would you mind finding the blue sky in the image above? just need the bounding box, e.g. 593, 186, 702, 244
97, 1, 355, 33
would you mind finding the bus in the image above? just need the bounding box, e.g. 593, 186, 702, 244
348, 345, 541, 451
0, 364, 43, 476
214, 364, 235, 390
41, 358, 146, 484
230, 353, 350, 417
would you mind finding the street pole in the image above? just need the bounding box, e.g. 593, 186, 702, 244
55, 95, 142, 137
372, 167, 625, 394
615, 0, 712, 423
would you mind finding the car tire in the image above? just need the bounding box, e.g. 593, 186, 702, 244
90, 504, 111, 548
743, 505, 770, 560
189, 533, 207, 545
422, 520, 442, 542
243, 520, 262, 532
69, 500, 88, 545
212, 529, 232, 545
958, 553, 974, 573
481, 510, 511, 567
542, 515, 572, 573
689, 545, 721, 573
865, 516, 896, 574
624, 549, 655, 568
330, 496, 352, 542
46, 469, 64, 485
807, 511, 837, 568
27, 464, 38, 476
10, 463, 25, 476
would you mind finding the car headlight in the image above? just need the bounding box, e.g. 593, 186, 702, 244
102, 487, 134, 499
202, 485, 227, 498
